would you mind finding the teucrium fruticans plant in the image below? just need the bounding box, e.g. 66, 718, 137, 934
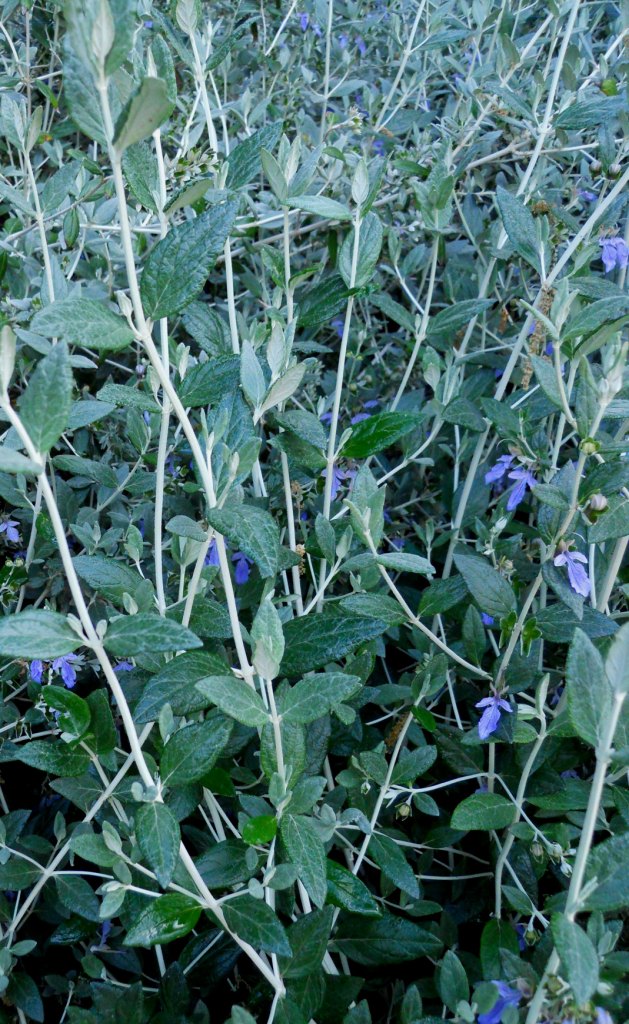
0, 1, 627, 1022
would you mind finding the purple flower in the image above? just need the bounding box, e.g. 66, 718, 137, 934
143, 19, 153, 28
481, 613, 494, 626
372, 138, 385, 157
477, 982, 521, 1024
232, 551, 252, 585
351, 412, 371, 424
599, 236, 629, 273
0, 520, 20, 543
165, 455, 179, 478
30, 660, 44, 684
299, 12, 309, 30
355, 35, 366, 55
331, 317, 344, 338
506, 467, 537, 511
320, 411, 333, 425
51, 654, 79, 689
311, 22, 322, 37
554, 548, 590, 597
578, 189, 597, 202
323, 465, 355, 501
485, 455, 514, 485
390, 537, 405, 551
476, 695, 512, 740
339, 33, 349, 48
204, 537, 220, 567
142, 411, 151, 425
515, 923, 526, 951
595, 1009, 613, 1024
114, 661, 133, 672
561, 768, 579, 780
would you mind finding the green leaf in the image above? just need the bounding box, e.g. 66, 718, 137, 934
287, 195, 352, 221
196, 676, 269, 727
0, 448, 42, 475
370, 833, 419, 898
339, 211, 383, 288
226, 121, 283, 189
135, 802, 181, 889
96, 382, 160, 412
589, 496, 629, 543
242, 815, 277, 845
103, 614, 202, 656
376, 552, 434, 575
496, 186, 541, 272
195, 839, 257, 888
31, 298, 135, 351
140, 201, 239, 319
551, 914, 599, 1006
427, 299, 493, 338
14, 740, 90, 777
123, 142, 159, 212
113, 77, 173, 152
55, 874, 100, 922
124, 894, 201, 947
160, 717, 233, 786
281, 908, 335, 979
604, 620, 629, 696
6, 973, 44, 1023
41, 686, 91, 741
177, 355, 240, 406
281, 614, 386, 675
298, 275, 351, 328
165, 515, 207, 542
584, 833, 629, 911
333, 914, 442, 964
207, 504, 280, 579
19, 342, 72, 453
72, 554, 145, 606
135, 651, 229, 723
437, 950, 469, 1014
280, 673, 362, 724
222, 894, 291, 956
326, 860, 381, 917
452, 549, 516, 619
343, 412, 419, 459
564, 297, 629, 342
281, 814, 327, 908
451, 793, 514, 831
53, 454, 118, 488
531, 354, 564, 411
0, 610, 80, 658
566, 628, 611, 748
240, 340, 267, 408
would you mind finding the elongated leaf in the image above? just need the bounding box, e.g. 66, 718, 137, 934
281, 814, 327, 908
451, 793, 514, 831
207, 504, 280, 579
339, 211, 383, 288
135, 802, 181, 888
604, 620, 629, 696
195, 676, 269, 727
287, 195, 352, 221
333, 914, 442, 964
343, 412, 419, 459
160, 717, 233, 786
31, 298, 135, 351
135, 651, 228, 723
222, 894, 291, 955
552, 915, 599, 1006
140, 201, 239, 319
0, 448, 42, 475
281, 614, 386, 675
20, 343, 72, 453
566, 628, 611, 748
280, 673, 362, 724
496, 186, 541, 272
0, 610, 80, 659
226, 121, 283, 189
103, 615, 202, 656
452, 549, 516, 619
326, 860, 381, 917
124, 894, 201, 946
177, 356, 240, 407
370, 833, 419, 898
113, 77, 173, 152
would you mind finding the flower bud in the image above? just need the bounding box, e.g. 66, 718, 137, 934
608, 162, 622, 178
589, 493, 608, 512
0, 324, 16, 395
590, 159, 602, 174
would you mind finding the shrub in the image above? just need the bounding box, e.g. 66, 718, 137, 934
0, 2, 627, 1022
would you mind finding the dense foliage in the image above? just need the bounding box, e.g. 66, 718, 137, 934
0, 1, 627, 1022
